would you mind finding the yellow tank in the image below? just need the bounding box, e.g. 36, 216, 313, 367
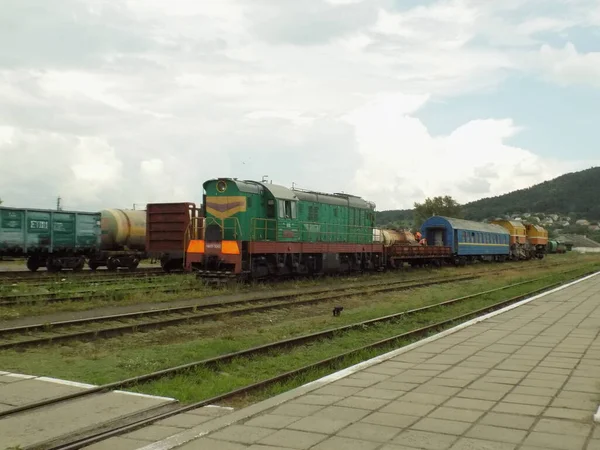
101, 209, 146, 251
373, 229, 417, 247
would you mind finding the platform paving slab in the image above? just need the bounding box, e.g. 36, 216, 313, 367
121, 273, 600, 449
0, 374, 176, 449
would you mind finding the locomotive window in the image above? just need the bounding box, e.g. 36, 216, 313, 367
290, 202, 297, 219
285, 201, 293, 219
278, 200, 285, 218
267, 199, 275, 218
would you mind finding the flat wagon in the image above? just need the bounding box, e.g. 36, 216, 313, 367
0, 206, 101, 271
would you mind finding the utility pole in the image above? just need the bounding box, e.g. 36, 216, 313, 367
56, 196, 62, 211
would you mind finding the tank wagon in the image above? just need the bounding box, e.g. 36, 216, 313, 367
87, 209, 147, 270
0, 206, 101, 272
184, 178, 451, 281
420, 216, 510, 265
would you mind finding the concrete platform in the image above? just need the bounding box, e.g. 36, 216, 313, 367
126, 272, 600, 450
0, 373, 176, 449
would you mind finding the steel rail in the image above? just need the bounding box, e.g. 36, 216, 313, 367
0, 282, 200, 306
0, 274, 179, 290
0, 274, 479, 349
0, 267, 165, 282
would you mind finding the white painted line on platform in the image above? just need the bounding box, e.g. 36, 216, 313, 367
594, 404, 600, 423
5, 373, 36, 380
114, 390, 177, 402
141, 271, 600, 450
204, 405, 234, 411
38, 376, 95, 389
4, 373, 176, 402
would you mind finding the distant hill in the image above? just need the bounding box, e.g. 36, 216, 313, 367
462, 166, 600, 221
375, 166, 600, 226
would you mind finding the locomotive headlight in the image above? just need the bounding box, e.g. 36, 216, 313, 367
216, 180, 227, 192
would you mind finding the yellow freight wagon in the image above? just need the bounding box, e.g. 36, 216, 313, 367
491, 220, 527, 245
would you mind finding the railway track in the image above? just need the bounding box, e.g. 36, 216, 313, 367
0, 273, 480, 349
0, 262, 582, 348
1, 268, 593, 450
0, 274, 182, 290
0, 267, 167, 283
0, 260, 567, 306
0, 281, 199, 306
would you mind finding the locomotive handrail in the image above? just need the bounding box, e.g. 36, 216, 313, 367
251, 218, 278, 241
250, 218, 373, 244
203, 217, 242, 241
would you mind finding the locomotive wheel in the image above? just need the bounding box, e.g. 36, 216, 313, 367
106, 258, 119, 271
26, 257, 40, 272
128, 260, 139, 271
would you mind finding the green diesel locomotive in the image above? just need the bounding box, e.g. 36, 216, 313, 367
186, 178, 381, 279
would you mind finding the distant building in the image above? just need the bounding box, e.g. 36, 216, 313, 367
576, 219, 590, 226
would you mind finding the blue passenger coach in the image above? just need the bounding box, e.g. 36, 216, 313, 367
421, 216, 510, 264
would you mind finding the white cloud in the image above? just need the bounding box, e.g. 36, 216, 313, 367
0, 0, 599, 213
539, 42, 600, 87
346, 93, 595, 209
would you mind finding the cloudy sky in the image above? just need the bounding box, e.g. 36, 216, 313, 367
2, 0, 600, 212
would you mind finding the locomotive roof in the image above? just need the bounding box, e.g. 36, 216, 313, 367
526, 223, 546, 232
493, 219, 525, 228
205, 178, 299, 201
422, 216, 509, 234
205, 178, 375, 209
